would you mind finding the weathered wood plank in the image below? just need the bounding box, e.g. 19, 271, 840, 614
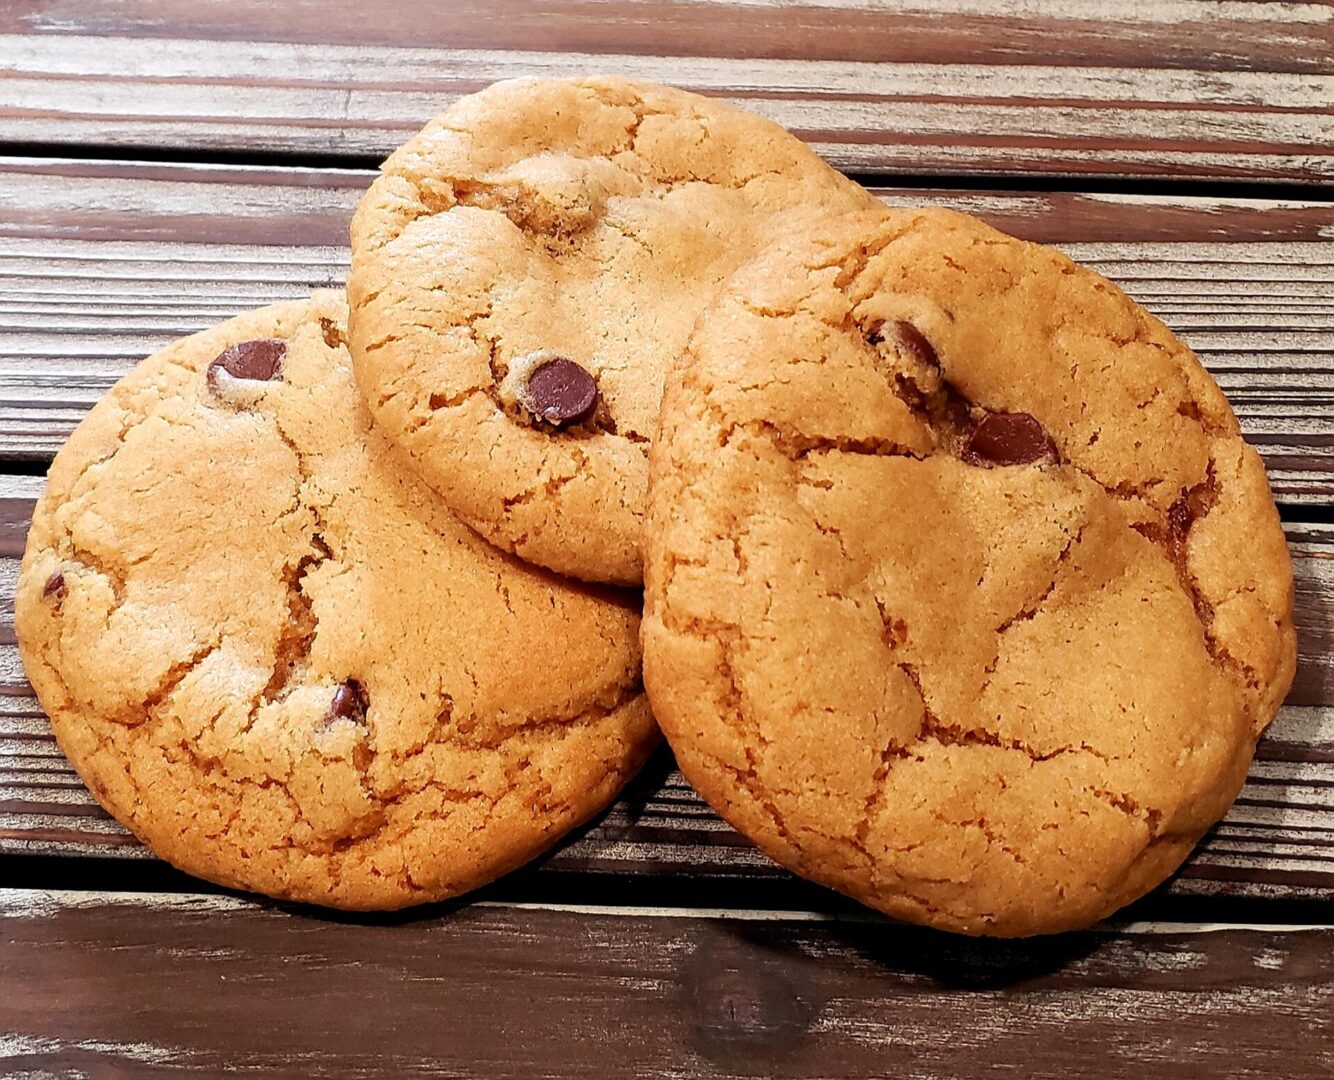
7, 0, 1333, 73
1, 478, 1331, 904
1, 891, 1331, 1078
1, 161, 1331, 499
9, 159, 1334, 247
1, 1, 1331, 180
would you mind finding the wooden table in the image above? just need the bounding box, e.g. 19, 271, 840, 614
1, 3, 1331, 1075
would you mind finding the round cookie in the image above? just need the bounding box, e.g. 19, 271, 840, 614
16, 293, 655, 910
643, 209, 1296, 936
348, 75, 880, 585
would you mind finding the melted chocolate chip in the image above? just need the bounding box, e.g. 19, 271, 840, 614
1166, 473, 1220, 560
43, 571, 66, 600
207, 339, 287, 390
891, 321, 939, 368
867, 320, 939, 370
521, 357, 599, 424
325, 679, 369, 727
963, 411, 1057, 467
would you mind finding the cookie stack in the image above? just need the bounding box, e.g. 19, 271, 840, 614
17, 78, 1295, 936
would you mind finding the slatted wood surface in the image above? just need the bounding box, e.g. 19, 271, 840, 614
1, 2, 1331, 1075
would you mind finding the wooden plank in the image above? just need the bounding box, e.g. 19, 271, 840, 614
2, 160, 1331, 497
8, 158, 1334, 247
1, 2, 1332, 180
7, 0, 1333, 73
1, 891, 1331, 1078
1, 479, 1331, 904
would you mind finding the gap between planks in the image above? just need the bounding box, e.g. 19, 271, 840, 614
0, 887, 1331, 933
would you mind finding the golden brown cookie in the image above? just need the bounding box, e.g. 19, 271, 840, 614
643, 209, 1296, 936
16, 293, 655, 910
347, 76, 879, 585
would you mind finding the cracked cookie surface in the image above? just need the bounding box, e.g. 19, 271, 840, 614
16, 293, 656, 910
347, 75, 880, 585
642, 209, 1296, 936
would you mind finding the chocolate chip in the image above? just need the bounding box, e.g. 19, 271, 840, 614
207, 339, 286, 391
963, 411, 1057, 467
43, 571, 66, 600
869, 320, 939, 366
891, 321, 939, 368
325, 679, 369, 727
520, 356, 599, 424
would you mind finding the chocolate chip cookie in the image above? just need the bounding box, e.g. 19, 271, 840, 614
348, 75, 880, 585
643, 209, 1296, 936
16, 293, 655, 910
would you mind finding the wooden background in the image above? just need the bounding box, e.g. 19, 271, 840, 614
1, 2, 1331, 1076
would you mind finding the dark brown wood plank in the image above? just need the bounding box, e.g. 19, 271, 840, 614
0, 479, 1330, 904
1, 160, 1331, 500
1, 891, 1331, 1078
1, 2, 1331, 180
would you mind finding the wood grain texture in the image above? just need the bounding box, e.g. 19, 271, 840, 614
0, 5, 1329, 1068
2, 891, 1332, 1078
1, 1, 1331, 180
1, 479, 1330, 904
1, 160, 1331, 499
8, 158, 1334, 247
7, 0, 1334, 72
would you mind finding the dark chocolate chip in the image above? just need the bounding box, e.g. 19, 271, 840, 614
891, 321, 939, 368
325, 679, 369, 727
43, 571, 66, 600
207, 339, 287, 390
867, 320, 938, 367
521, 357, 599, 424
963, 411, 1057, 467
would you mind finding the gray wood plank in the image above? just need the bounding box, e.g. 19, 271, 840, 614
1, 890, 1331, 1078
1, 160, 1331, 500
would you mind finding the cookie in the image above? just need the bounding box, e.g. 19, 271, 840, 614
16, 293, 655, 910
347, 76, 880, 585
643, 209, 1296, 936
